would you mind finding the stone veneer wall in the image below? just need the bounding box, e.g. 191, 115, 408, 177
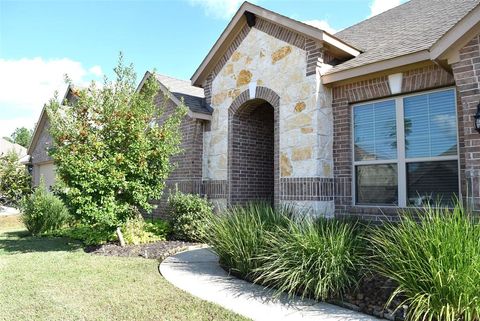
452, 32, 480, 211
331, 63, 458, 221
202, 17, 335, 216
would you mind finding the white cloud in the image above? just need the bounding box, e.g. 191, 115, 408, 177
0, 57, 103, 138
369, 0, 402, 17
88, 65, 103, 77
188, 0, 253, 19
303, 20, 336, 34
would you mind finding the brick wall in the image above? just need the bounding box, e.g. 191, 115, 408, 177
150, 93, 206, 217
452, 33, 480, 210
331, 63, 457, 221
230, 101, 274, 204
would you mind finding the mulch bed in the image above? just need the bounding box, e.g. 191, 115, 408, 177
85, 240, 198, 261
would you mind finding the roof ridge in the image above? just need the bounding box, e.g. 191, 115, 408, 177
155, 73, 191, 84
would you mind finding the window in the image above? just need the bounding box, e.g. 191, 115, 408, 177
353, 88, 458, 207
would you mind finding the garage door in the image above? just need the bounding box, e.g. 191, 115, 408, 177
38, 163, 56, 190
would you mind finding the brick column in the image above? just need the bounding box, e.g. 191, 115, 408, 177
452, 33, 480, 210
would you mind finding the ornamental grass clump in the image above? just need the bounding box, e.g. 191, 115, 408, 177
370, 203, 480, 321
202, 202, 291, 277
254, 217, 365, 301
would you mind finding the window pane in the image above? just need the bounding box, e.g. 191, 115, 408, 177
356, 164, 398, 205
354, 100, 397, 161
404, 90, 457, 158
407, 160, 458, 206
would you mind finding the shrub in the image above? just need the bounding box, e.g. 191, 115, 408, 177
202, 203, 291, 277
168, 190, 213, 241
254, 217, 365, 301
55, 224, 116, 246
0, 151, 31, 206
46, 54, 187, 229
55, 218, 171, 246
370, 204, 480, 321
145, 218, 171, 237
121, 217, 170, 245
21, 184, 71, 235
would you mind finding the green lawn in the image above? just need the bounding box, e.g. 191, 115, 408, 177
0, 216, 249, 321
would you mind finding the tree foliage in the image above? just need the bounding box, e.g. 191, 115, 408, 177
46, 55, 187, 228
11, 127, 33, 148
0, 151, 31, 206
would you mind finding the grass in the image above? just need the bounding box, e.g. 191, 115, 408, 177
370, 204, 480, 321
203, 203, 365, 301
254, 217, 365, 301
202, 203, 291, 277
0, 215, 249, 321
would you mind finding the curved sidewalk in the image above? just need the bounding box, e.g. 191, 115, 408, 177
160, 248, 379, 321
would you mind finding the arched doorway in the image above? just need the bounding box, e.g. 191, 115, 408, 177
230, 99, 275, 205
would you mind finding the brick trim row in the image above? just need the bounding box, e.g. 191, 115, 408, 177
279, 177, 334, 201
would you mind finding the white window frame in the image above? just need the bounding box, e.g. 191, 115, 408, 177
352, 87, 460, 208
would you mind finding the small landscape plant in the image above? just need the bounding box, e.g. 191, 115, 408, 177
254, 217, 365, 301
54, 224, 117, 246
21, 182, 71, 235
121, 216, 170, 245
168, 190, 213, 241
370, 203, 480, 321
202, 203, 291, 277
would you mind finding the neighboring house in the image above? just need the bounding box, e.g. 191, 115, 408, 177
27, 86, 80, 190
30, 0, 480, 220
0, 138, 27, 162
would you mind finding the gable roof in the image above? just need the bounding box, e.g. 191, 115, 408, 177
191, 1, 360, 86
27, 106, 48, 156
28, 84, 81, 156
324, 0, 480, 83
137, 72, 212, 120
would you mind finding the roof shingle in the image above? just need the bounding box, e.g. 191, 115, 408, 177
155, 74, 212, 115
329, 0, 480, 75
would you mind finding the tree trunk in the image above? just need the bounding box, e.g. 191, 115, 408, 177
116, 227, 126, 247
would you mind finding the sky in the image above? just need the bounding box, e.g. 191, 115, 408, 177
0, 0, 405, 139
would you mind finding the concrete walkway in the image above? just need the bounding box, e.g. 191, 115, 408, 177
160, 248, 379, 321
0, 206, 20, 216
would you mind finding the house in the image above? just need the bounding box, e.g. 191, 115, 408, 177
30, 0, 480, 220
0, 138, 27, 162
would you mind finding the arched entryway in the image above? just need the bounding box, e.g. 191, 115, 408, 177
228, 87, 280, 206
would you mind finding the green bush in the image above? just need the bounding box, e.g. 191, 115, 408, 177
21, 184, 71, 235
168, 191, 213, 241
145, 218, 171, 237
121, 217, 170, 245
0, 151, 31, 206
55, 218, 170, 246
202, 203, 291, 277
54, 224, 116, 246
370, 204, 480, 321
254, 217, 365, 301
